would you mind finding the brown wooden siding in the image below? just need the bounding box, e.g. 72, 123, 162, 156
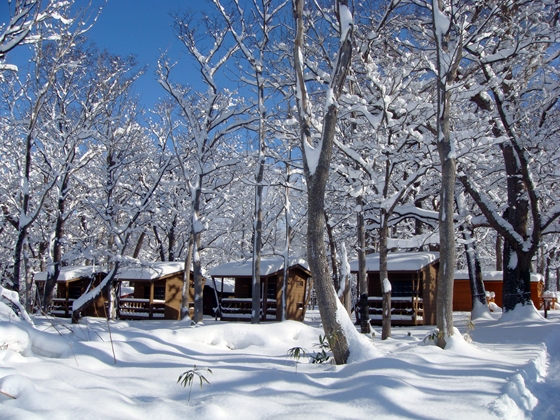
453, 279, 542, 311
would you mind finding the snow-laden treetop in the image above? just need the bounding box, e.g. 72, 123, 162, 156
210, 257, 309, 278
348, 252, 440, 272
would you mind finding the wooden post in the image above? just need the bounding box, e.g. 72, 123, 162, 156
149, 282, 154, 319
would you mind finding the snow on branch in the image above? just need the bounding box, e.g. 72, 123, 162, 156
0, 286, 34, 325
365, 203, 441, 229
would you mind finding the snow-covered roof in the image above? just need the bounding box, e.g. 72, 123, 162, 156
349, 252, 439, 273
209, 257, 309, 278
454, 270, 543, 283
454, 270, 502, 281
116, 262, 185, 280
34, 266, 102, 281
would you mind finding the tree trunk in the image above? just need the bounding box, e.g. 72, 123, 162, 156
303, 99, 350, 365
192, 237, 204, 324
293, 0, 352, 364
432, 0, 460, 347
192, 177, 204, 324
461, 226, 487, 311
43, 184, 67, 311
153, 226, 166, 262
379, 208, 391, 340
132, 231, 146, 259
436, 139, 456, 347
281, 158, 292, 321
251, 179, 264, 324
12, 228, 27, 297
307, 157, 350, 364
168, 215, 177, 261
251, 33, 267, 323
325, 211, 339, 291
23, 242, 33, 312
544, 253, 551, 292
502, 242, 533, 311
500, 143, 532, 311
356, 195, 370, 333
181, 235, 194, 319
495, 234, 503, 271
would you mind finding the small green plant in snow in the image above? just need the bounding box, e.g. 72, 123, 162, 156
177, 365, 212, 402
287, 346, 307, 372
310, 334, 331, 364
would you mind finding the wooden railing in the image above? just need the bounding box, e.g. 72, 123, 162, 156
367, 296, 424, 325
50, 297, 74, 317
118, 298, 166, 319
220, 298, 277, 321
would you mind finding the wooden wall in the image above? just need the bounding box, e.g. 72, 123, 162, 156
282, 267, 309, 322
453, 279, 542, 311
422, 263, 438, 325
164, 274, 183, 320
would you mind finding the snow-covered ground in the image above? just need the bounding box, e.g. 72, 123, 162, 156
1, 302, 559, 419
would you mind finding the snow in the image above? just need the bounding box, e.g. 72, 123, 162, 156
387, 233, 440, 249
383, 278, 392, 294
115, 261, 185, 280
33, 265, 102, 281
432, 0, 450, 38
209, 256, 309, 278
338, 3, 353, 42
454, 270, 543, 283
0, 63, 18, 72
508, 251, 519, 270
1, 300, 560, 419
348, 251, 439, 272
303, 138, 322, 177
338, 243, 350, 298
0, 287, 33, 325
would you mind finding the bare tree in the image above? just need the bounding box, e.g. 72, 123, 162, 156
159, 11, 255, 323
4, 2, 96, 304
292, 0, 353, 365
40, 47, 139, 311
458, 0, 560, 313
212, 0, 289, 323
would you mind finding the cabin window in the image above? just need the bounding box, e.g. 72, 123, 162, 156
154, 286, 165, 300
143, 285, 166, 300
267, 283, 276, 300
68, 285, 82, 299
392, 281, 413, 297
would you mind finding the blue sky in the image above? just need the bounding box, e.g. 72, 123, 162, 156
1, 0, 215, 110
88, 0, 214, 109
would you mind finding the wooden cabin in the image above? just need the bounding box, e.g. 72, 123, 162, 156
453, 271, 544, 311
209, 257, 311, 322
115, 262, 201, 320
34, 266, 107, 317
349, 252, 440, 326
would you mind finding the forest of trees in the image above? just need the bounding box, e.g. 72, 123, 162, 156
1, 0, 559, 362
